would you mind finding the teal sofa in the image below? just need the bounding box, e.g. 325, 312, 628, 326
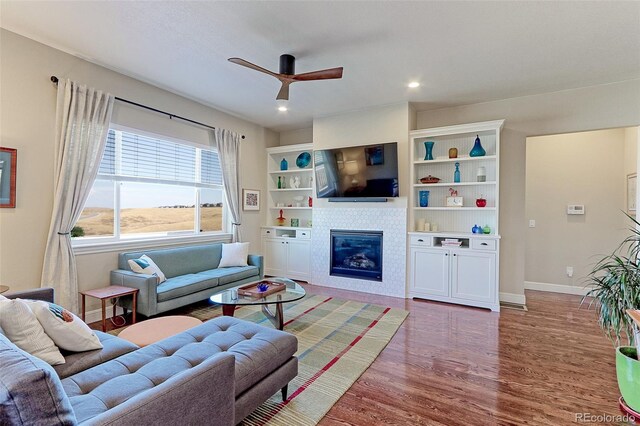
110, 243, 263, 317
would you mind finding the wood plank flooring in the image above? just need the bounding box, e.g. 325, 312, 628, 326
302, 286, 622, 426
93, 287, 623, 425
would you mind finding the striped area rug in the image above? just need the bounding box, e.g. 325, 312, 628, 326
118, 294, 408, 425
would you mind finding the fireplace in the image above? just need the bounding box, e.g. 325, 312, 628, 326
330, 230, 382, 281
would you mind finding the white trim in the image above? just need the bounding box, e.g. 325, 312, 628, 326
83, 306, 125, 325
524, 281, 593, 295
74, 233, 232, 255
266, 143, 314, 155
499, 292, 527, 306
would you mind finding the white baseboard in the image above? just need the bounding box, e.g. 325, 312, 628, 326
524, 281, 593, 296
499, 292, 527, 306
83, 306, 125, 325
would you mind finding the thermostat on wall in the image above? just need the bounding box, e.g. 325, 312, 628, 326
567, 205, 585, 215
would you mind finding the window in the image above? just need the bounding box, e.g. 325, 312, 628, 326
74, 128, 225, 243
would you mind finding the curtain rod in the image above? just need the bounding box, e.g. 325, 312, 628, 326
50, 76, 245, 139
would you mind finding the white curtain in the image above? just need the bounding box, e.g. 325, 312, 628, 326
212, 128, 242, 242
41, 79, 114, 312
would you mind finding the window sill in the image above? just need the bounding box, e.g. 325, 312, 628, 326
73, 233, 233, 256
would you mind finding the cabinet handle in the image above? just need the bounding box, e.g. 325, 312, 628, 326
445, 253, 448, 256
417, 239, 424, 242
481, 242, 487, 246
266, 231, 271, 234
453, 253, 457, 256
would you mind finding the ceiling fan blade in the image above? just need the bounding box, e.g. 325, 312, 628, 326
276, 82, 291, 100
228, 58, 277, 77
293, 67, 343, 81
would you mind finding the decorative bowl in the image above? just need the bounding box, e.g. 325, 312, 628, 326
419, 175, 441, 184
296, 152, 311, 168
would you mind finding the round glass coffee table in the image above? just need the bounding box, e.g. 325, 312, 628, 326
210, 277, 306, 330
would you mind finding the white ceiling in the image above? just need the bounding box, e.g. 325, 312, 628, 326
1, 1, 639, 132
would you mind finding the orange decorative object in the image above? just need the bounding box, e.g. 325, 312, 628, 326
276, 209, 286, 226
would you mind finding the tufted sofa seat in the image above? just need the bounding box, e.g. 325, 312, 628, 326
63, 317, 298, 423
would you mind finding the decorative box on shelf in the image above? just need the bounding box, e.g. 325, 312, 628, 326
446, 197, 463, 207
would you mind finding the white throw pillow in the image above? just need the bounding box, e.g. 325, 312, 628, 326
28, 300, 103, 352
128, 254, 166, 283
0, 299, 65, 365
0, 294, 6, 300
219, 242, 250, 268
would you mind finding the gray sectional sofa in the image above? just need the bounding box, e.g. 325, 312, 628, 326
111, 243, 263, 317
0, 288, 298, 425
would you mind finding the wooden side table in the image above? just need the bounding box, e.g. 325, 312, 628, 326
0, 285, 9, 294
80, 285, 138, 332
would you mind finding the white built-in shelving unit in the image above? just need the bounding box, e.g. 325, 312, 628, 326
408, 120, 504, 311
262, 143, 314, 281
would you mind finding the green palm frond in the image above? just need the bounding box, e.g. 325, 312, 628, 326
582, 213, 640, 346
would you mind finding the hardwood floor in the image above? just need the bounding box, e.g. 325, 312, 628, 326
302, 286, 622, 426
92, 287, 623, 425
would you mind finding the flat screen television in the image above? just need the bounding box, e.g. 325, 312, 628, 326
314, 142, 399, 199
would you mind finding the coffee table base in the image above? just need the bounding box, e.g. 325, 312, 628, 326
221, 303, 284, 330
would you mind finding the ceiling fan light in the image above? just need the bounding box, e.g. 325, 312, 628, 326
408, 81, 420, 88
278, 105, 288, 112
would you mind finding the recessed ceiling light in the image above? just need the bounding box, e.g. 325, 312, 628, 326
278, 106, 288, 112
408, 82, 420, 88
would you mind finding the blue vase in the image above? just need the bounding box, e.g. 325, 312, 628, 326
454, 162, 461, 183
424, 141, 434, 161
280, 158, 288, 170
469, 135, 486, 157
419, 191, 430, 207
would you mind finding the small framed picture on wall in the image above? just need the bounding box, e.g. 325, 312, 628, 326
242, 189, 260, 211
628, 173, 637, 216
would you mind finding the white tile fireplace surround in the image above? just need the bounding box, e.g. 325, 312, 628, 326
311, 207, 407, 298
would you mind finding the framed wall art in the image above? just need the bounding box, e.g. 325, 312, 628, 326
0, 147, 17, 208
628, 173, 637, 216
242, 189, 260, 211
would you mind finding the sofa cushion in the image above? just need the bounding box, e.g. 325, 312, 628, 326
119, 244, 224, 278
0, 298, 65, 365
156, 274, 219, 302
54, 331, 139, 379
196, 265, 259, 285
219, 242, 250, 268
0, 333, 77, 425
128, 254, 167, 283
29, 300, 103, 352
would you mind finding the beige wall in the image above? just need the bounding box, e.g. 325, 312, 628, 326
279, 127, 313, 146
416, 79, 640, 300
0, 30, 272, 308
525, 129, 628, 290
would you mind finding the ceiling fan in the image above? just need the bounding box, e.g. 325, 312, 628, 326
228, 54, 343, 101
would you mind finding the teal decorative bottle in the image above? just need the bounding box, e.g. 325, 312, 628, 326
277, 176, 282, 189
469, 135, 486, 157
280, 158, 288, 170
454, 162, 461, 183
424, 141, 434, 160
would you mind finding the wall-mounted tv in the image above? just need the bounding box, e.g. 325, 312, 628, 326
314, 142, 399, 200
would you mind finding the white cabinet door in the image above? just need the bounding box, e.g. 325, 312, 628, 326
450, 250, 496, 303
286, 239, 311, 280
263, 238, 287, 277
410, 247, 449, 297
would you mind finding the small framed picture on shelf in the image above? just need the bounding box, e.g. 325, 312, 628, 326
290, 218, 299, 227
0, 147, 17, 208
628, 173, 637, 216
242, 189, 260, 211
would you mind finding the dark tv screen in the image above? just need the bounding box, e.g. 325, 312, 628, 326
314, 142, 399, 199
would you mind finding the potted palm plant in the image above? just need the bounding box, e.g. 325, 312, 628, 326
583, 213, 640, 412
